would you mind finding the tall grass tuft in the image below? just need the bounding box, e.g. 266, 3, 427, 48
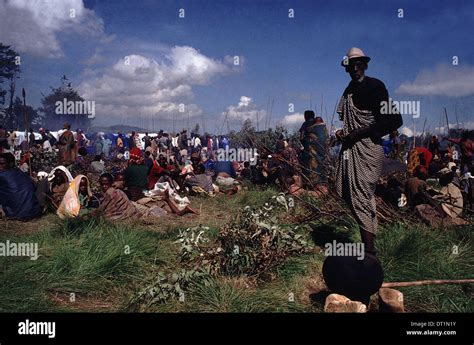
0, 218, 163, 312
377, 223, 473, 312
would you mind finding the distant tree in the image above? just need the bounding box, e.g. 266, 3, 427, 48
10, 96, 41, 130
39, 77, 92, 130
227, 119, 256, 148
0, 43, 21, 128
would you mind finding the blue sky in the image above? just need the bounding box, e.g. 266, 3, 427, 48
1, 0, 473, 134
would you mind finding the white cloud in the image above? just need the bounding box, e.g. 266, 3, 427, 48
0, 0, 109, 58
400, 126, 430, 137
223, 96, 266, 124
82, 50, 105, 66
279, 113, 304, 128
435, 121, 474, 132
396, 64, 474, 97
79, 47, 234, 124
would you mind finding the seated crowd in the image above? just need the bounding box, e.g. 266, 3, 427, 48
0, 118, 472, 227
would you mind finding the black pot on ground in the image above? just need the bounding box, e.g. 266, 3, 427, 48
322, 253, 384, 305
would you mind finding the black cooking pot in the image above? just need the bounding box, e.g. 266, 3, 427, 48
322, 252, 384, 304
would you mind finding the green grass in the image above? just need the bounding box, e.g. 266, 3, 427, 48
377, 223, 474, 312
0, 218, 167, 312
0, 189, 472, 313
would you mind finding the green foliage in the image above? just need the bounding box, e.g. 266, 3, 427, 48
226, 120, 300, 153
127, 268, 211, 311
191, 194, 313, 277
175, 225, 210, 261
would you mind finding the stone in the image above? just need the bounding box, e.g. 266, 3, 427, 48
378, 288, 404, 313
324, 293, 367, 313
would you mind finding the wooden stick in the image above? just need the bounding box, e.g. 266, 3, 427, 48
382, 279, 474, 288
444, 107, 450, 137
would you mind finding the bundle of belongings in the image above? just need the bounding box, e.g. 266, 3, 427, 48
57, 175, 94, 219
137, 182, 197, 218
406, 166, 467, 227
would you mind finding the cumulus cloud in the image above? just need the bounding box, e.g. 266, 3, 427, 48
223, 96, 266, 124
279, 113, 304, 128
396, 64, 474, 97
399, 126, 432, 137
79, 47, 235, 124
435, 121, 474, 133
0, 0, 109, 58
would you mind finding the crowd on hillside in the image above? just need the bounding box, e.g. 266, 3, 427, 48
0, 113, 472, 228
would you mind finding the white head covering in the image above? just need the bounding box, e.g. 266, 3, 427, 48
48, 165, 74, 183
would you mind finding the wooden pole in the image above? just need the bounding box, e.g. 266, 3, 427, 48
268, 98, 274, 130
329, 99, 338, 135
22, 88, 31, 177
320, 93, 323, 118
382, 279, 474, 288
22, 88, 28, 136
444, 107, 450, 137
421, 117, 427, 147
455, 105, 460, 131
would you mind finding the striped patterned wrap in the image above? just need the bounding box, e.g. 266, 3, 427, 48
336, 94, 384, 234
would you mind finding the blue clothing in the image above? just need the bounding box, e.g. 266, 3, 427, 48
0, 168, 41, 220
213, 160, 236, 178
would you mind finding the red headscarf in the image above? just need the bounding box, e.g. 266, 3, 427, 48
129, 147, 144, 165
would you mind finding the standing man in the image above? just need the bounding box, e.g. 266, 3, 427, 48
336, 47, 402, 254
443, 131, 473, 174
58, 122, 76, 166
299, 111, 329, 189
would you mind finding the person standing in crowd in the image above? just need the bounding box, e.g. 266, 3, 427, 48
389, 130, 400, 159
57, 122, 76, 166
117, 133, 124, 153
335, 47, 403, 255
76, 129, 87, 152
142, 132, 152, 149
194, 134, 202, 149
133, 132, 142, 150
45, 129, 56, 147
102, 135, 112, 159
128, 131, 136, 149
299, 111, 329, 189
94, 134, 103, 157
28, 128, 36, 148
444, 131, 473, 173
428, 135, 440, 158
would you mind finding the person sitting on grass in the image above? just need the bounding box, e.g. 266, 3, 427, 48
94, 173, 197, 221
0, 152, 41, 220
57, 175, 97, 218
124, 147, 149, 201
91, 155, 105, 173
93, 173, 138, 220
